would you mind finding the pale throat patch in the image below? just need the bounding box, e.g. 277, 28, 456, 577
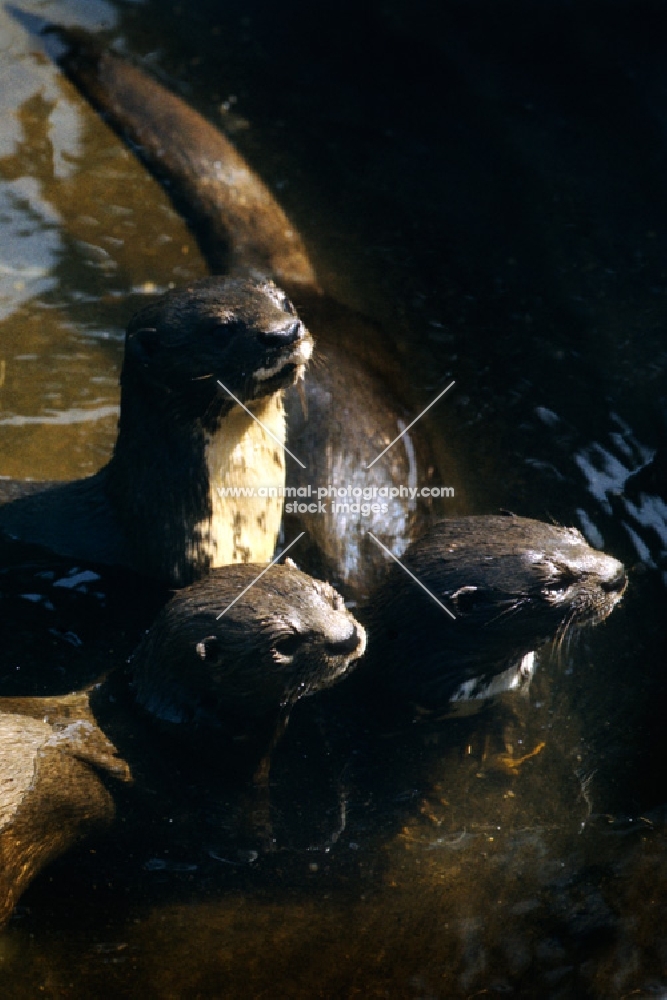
198, 393, 287, 566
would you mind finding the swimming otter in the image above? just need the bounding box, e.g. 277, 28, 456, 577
253, 514, 627, 857
52, 31, 457, 598
0, 277, 313, 585
0, 560, 365, 927
356, 514, 628, 712
0, 513, 626, 925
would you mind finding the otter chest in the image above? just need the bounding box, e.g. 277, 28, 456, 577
200, 394, 286, 565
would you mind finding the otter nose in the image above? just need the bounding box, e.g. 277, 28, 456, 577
257, 318, 303, 347
325, 625, 362, 656
600, 566, 628, 594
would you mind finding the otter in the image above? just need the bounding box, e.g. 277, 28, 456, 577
250, 516, 627, 856
355, 514, 628, 713
51, 31, 457, 598
0, 277, 313, 585
0, 515, 626, 926
0, 560, 365, 927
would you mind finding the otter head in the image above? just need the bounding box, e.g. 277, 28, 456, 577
120, 276, 312, 429
364, 515, 627, 711
130, 562, 366, 740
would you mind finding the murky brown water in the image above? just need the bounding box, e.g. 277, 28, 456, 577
0, 1, 665, 997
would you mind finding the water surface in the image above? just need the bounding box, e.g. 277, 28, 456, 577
0, 1, 665, 997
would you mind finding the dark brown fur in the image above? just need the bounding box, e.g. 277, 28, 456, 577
56, 34, 460, 598
0, 562, 364, 926
0, 277, 311, 585
358, 515, 627, 711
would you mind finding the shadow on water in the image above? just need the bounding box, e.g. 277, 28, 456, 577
0, 0, 666, 996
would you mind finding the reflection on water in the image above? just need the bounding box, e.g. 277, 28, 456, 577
575, 417, 667, 578
0, 176, 61, 320
0, 0, 207, 478
0, 0, 666, 996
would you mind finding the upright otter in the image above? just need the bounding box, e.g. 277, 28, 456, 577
0, 277, 312, 585
51, 32, 456, 598
0, 560, 365, 927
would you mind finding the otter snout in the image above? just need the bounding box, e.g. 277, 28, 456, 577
575, 549, 627, 627
253, 314, 313, 384
257, 317, 305, 347
597, 557, 627, 596
325, 623, 366, 659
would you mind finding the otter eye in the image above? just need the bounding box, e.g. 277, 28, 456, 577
550, 565, 580, 592
450, 585, 481, 614
273, 633, 304, 660
206, 318, 243, 339
195, 635, 222, 663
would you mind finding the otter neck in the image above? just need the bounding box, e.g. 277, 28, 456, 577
201, 392, 286, 566
105, 378, 286, 585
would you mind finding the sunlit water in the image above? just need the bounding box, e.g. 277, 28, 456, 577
0, 1, 665, 997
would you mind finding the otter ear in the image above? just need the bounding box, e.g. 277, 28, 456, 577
126, 327, 162, 365
195, 635, 223, 664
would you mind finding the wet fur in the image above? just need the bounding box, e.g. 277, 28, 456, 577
0, 563, 365, 926
0, 278, 312, 584
357, 515, 627, 710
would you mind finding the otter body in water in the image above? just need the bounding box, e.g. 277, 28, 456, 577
0, 561, 365, 926
53, 34, 456, 598
0, 278, 312, 585
0, 514, 625, 925
356, 514, 627, 712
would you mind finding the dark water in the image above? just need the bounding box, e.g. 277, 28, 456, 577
0, 1, 665, 996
